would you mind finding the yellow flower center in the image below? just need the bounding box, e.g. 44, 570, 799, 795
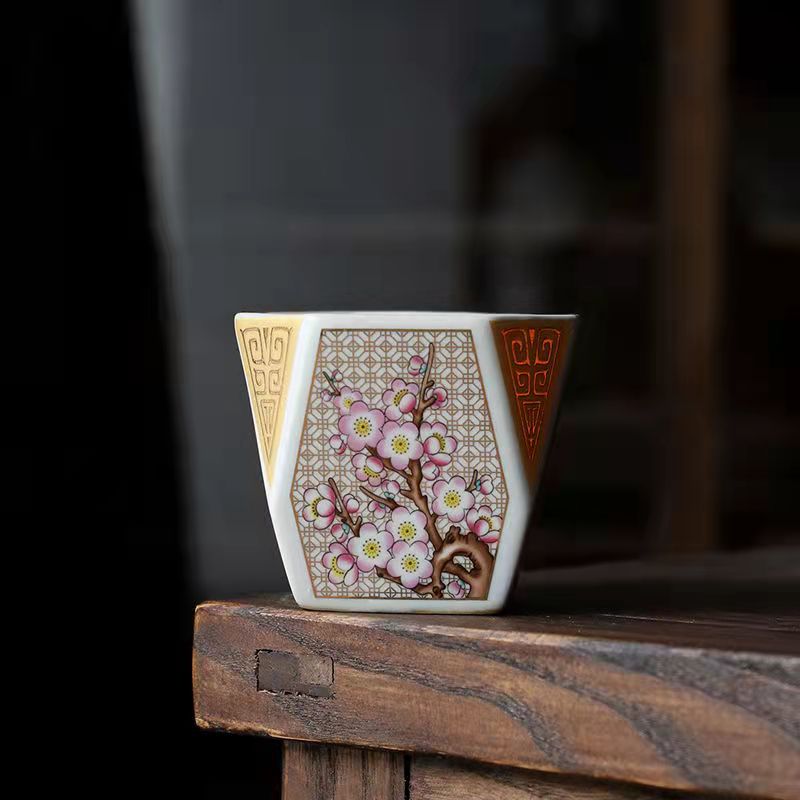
444, 490, 461, 509
392, 435, 410, 454
397, 521, 416, 542
363, 539, 380, 558
401, 554, 420, 573
432, 432, 446, 450
364, 464, 380, 478
343, 396, 354, 409
481, 514, 493, 528
354, 417, 372, 436
330, 556, 344, 577
310, 497, 320, 517
393, 389, 409, 406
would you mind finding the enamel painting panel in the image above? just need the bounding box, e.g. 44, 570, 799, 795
291, 329, 508, 600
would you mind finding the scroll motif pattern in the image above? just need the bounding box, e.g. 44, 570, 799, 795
240, 325, 293, 462
500, 327, 561, 462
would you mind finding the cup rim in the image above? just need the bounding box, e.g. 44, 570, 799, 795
235, 310, 577, 319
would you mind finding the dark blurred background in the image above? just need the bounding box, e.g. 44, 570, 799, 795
30, 1, 797, 795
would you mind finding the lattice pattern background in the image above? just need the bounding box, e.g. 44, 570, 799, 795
291, 328, 508, 598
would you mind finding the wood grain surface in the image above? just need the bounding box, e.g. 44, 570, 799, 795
410, 756, 686, 800
283, 742, 403, 800
194, 552, 800, 799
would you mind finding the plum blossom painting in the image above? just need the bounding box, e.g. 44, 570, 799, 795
291, 329, 508, 599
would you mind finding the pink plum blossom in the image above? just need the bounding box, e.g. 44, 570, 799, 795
382, 378, 419, 420
333, 385, 363, 415
329, 434, 347, 455
342, 493, 361, 516
331, 521, 353, 541
466, 504, 503, 543
386, 540, 433, 589
431, 475, 476, 523
302, 483, 337, 529
445, 580, 466, 599
352, 453, 385, 487
476, 474, 494, 495
431, 387, 448, 409
420, 421, 458, 467
381, 479, 401, 500
422, 461, 440, 480
347, 523, 394, 572
377, 420, 423, 470
321, 389, 332, 402
322, 541, 359, 587
331, 369, 343, 383
386, 506, 429, 545
408, 355, 425, 376
368, 499, 388, 519
338, 402, 385, 451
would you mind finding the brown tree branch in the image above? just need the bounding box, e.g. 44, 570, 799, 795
425, 342, 436, 393
412, 387, 438, 424
400, 460, 443, 550
359, 485, 400, 511
322, 370, 341, 396
466, 469, 479, 493
381, 340, 446, 550
328, 477, 362, 535
440, 561, 472, 584
412, 342, 436, 426
429, 526, 494, 599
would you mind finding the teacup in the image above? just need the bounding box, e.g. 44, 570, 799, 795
235, 312, 576, 613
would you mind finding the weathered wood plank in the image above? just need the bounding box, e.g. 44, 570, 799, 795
411, 756, 685, 799
193, 586, 800, 798
283, 742, 404, 800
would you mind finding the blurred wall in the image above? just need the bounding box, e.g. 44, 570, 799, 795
133, 0, 558, 596
132, 0, 799, 596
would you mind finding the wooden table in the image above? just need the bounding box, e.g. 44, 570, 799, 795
193, 549, 800, 799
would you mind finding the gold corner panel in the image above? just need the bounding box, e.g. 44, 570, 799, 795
236, 316, 302, 482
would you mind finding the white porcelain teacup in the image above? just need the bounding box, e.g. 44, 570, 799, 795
235, 311, 576, 613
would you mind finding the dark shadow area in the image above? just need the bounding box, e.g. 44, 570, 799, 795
510, 546, 800, 617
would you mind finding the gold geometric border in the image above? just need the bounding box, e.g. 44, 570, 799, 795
235, 316, 302, 483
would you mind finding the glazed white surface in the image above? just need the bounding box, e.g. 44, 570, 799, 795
236, 311, 575, 613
